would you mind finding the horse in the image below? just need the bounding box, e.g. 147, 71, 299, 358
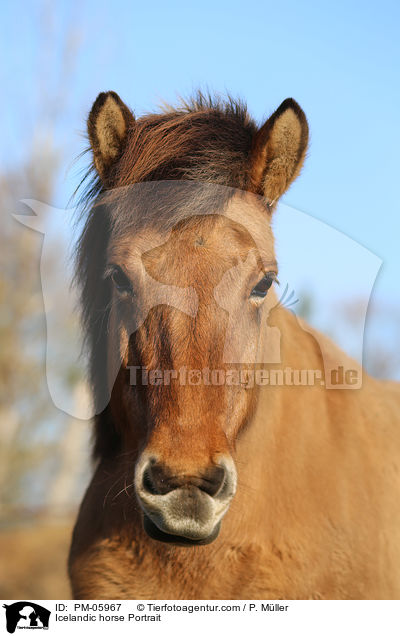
68, 91, 400, 599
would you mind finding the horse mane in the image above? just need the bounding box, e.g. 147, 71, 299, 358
75, 91, 258, 458
76, 91, 257, 212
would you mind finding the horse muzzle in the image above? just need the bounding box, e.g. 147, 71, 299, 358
134, 454, 237, 545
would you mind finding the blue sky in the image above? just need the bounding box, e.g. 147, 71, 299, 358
2, 0, 400, 362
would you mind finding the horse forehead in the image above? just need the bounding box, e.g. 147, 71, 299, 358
108, 196, 274, 275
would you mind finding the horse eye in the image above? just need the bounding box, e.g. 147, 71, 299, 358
250, 273, 275, 299
110, 266, 133, 294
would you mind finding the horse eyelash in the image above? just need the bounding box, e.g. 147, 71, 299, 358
103, 265, 117, 280
265, 272, 279, 285
275, 283, 299, 311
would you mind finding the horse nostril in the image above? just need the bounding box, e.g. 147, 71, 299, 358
142, 467, 160, 495
141, 462, 226, 497
142, 463, 178, 495
198, 465, 226, 497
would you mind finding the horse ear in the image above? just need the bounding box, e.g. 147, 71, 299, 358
87, 91, 135, 183
249, 98, 308, 207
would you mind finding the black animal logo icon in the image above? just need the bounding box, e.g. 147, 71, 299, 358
2, 602, 50, 633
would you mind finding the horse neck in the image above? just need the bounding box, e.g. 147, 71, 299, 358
234, 304, 326, 496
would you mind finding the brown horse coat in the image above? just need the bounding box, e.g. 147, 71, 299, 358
69, 92, 400, 599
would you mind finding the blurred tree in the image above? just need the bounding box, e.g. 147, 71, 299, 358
338, 297, 400, 380
0, 1, 89, 521
296, 290, 314, 322
294, 290, 400, 381
0, 144, 59, 515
